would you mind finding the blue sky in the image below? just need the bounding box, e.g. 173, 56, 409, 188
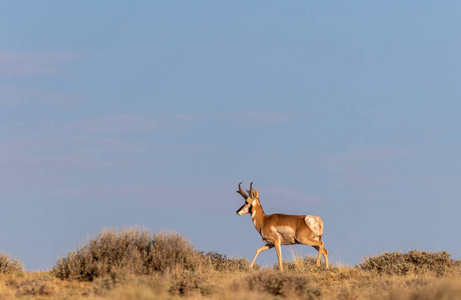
1, 1, 461, 270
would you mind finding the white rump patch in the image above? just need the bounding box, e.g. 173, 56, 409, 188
304, 215, 323, 237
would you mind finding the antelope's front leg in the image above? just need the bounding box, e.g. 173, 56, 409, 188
274, 241, 283, 271
250, 244, 273, 269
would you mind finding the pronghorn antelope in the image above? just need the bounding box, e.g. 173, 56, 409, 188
236, 182, 329, 271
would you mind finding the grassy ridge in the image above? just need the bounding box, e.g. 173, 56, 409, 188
1, 228, 460, 299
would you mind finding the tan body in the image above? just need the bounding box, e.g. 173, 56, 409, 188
236, 183, 329, 271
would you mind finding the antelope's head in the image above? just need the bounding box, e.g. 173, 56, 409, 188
236, 182, 260, 215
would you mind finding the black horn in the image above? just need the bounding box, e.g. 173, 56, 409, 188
248, 182, 254, 198
236, 182, 248, 199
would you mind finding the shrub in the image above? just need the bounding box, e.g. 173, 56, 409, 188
247, 270, 322, 298
15, 278, 54, 297
454, 259, 461, 273
51, 228, 206, 281
360, 250, 454, 277
168, 270, 215, 296
203, 251, 250, 272
0, 252, 23, 274
387, 278, 461, 300
146, 231, 204, 273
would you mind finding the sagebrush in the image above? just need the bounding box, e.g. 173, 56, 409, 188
247, 270, 322, 298
360, 250, 455, 277
0, 252, 23, 274
51, 228, 251, 282
203, 251, 251, 272
51, 228, 205, 281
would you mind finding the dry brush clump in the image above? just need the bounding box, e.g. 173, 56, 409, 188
51, 228, 252, 285
51, 228, 207, 281
202, 251, 251, 272
386, 278, 461, 300
247, 270, 322, 299
0, 252, 23, 274
14, 274, 56, 297
50, 228, 256, 298
360, 250, 456, 277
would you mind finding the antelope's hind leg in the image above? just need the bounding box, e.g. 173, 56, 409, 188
312, 245, 329, 268
297, 236, 329, 269
313, 235, 329, 268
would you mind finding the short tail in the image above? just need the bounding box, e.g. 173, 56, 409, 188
304, 215, 324, 239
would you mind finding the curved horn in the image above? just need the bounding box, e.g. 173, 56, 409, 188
236, 182, 248, 199
249, 182, 254, 198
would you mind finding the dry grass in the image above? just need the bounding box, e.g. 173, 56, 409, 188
1, 228, 460, 299
1, 266, 460, 300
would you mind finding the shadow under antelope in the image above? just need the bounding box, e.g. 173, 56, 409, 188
235, 182, 329, 271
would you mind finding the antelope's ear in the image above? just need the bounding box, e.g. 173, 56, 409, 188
247, 190, 257, 198
253, 189, 259, 199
